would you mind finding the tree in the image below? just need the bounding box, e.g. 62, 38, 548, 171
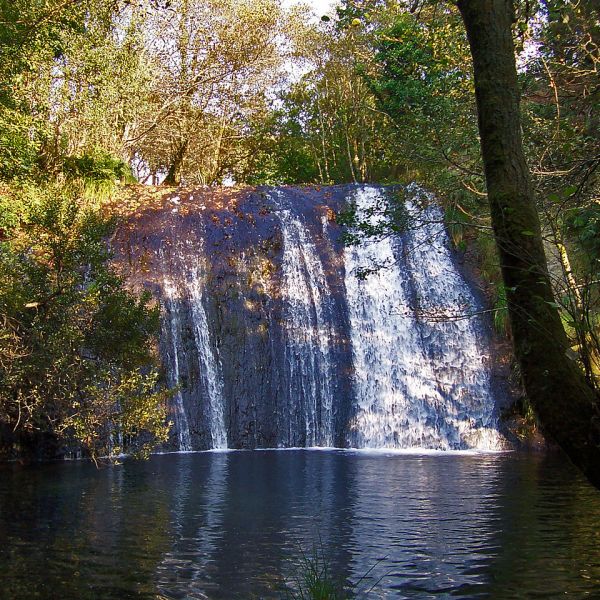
0, 0, 155, 183
0, 1, 171, 461
456, 0, 600, 486
0, 185, 170, 460
135, 0, 285, 185
246, 15, 399, 185
368, 6, 486, 208
520, 0, 600, 385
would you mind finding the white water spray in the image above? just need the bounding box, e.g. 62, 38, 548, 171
344, 186, 502, 450
278, 200, 335, 447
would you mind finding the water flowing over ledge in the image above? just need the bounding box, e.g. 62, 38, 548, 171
112, 184, 507, 452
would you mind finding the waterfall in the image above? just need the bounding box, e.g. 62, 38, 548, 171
344, 186, 501, 450
159, 234, 227, 451
187, 259, 228, 449
276, 193, 335, 447
121, 185, 506, 452
161, 267, 193, 452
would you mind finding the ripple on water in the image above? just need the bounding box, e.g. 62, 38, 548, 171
0, 450, 599, 599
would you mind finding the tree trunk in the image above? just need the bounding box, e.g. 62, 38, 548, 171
164, 140, 188, 186
457, 0, 600, 486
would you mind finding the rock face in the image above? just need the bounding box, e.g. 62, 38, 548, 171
112, 184, 506, 451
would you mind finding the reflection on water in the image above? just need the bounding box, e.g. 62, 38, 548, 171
1, 451, 599, 599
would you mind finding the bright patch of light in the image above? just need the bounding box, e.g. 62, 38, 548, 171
282, 0, 337, 19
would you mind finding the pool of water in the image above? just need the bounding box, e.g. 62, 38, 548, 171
1, 450, 599, 598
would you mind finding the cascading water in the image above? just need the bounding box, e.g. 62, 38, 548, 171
345, 186, 501, 449
158, 212, 227, 451
116, 184, 506, 452
160, 263, 193, 452
404, 188, 501, 449
275, 192, 335, 447
187, 258, 228, 449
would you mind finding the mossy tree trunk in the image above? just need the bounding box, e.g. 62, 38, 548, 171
457, 0, 600, 486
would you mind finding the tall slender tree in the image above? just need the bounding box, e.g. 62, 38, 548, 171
456, 0, 600, 486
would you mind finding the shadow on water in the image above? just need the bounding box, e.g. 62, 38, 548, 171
1, 450, 600, 599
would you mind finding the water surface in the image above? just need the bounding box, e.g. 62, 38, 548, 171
1, 450, 599, 598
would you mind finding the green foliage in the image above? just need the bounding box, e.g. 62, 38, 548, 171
0, 0, 152, 185
367, 6, 483, 197
286, 546, 345, 600
566, 205, 600, 272
338, 187, 410, 247
0, 110, 39, 180
285, 541, 388, 600
517, 0, 600, 380
0, 185, 170, 460
63, 150, 135, 201
242, 15, 399, 186
0, 0, 174, 461
372, 15, 458, 118
63, 150, 132, 184
244, 104, 323, 184
444, 205, 469, 249
493, 283, 510, 336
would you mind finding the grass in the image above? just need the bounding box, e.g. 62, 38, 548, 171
284, 541, 389, 600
